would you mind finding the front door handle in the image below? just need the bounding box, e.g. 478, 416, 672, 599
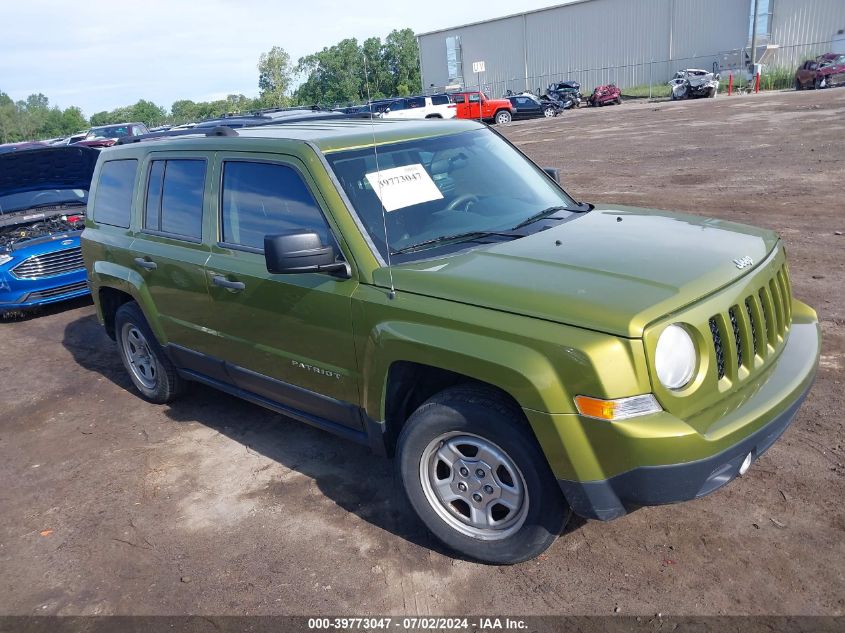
211, 275, 245, 291
134, 257, 157, 270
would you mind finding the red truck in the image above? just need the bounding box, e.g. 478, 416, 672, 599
449, 91, 515, 124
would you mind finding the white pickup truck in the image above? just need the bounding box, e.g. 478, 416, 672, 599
377, 94, 457, 120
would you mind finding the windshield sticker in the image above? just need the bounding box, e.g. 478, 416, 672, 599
365, 164, 443, 212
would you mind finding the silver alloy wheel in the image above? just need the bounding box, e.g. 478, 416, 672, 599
496, 111, 512, 124
120, 323, 157, 390
544, 107, 555, 118
419, 432, 529, 540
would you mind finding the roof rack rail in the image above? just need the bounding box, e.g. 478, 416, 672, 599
116, 126, 239, 145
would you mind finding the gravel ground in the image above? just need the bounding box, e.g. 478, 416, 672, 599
0, 88, 843, 617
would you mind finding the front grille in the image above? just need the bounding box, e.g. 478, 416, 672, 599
10, 247, 83, 279
707, 263, 791, 382
24, 280, 88, 301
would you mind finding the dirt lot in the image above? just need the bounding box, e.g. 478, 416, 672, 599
1, 89, 843, 617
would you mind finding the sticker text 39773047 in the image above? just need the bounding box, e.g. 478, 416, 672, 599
365, 164, 443, 212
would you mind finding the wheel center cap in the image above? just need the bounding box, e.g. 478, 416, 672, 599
452, 458, 501, 503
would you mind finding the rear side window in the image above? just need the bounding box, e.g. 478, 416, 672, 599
144, 159, 206, 239
431, 94, 449, 105
221, 161, 334, 251
406, 97, 425, 108
93, 159, 137, 228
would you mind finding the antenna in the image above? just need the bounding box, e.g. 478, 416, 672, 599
362, 52, 396, 300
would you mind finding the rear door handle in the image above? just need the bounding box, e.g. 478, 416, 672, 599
211, 275, 245, 291
134, 257, 157, 270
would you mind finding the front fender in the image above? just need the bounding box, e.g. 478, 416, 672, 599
361, 320, 565, 419
353, 288, 652, 423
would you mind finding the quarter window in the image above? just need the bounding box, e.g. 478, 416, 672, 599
93, 159, 137, 228
144, 159, 206, 239
221, 161, 334, 251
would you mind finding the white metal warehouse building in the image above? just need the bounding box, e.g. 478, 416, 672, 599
416, 0, 845, 95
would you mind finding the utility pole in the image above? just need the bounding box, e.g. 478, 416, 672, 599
750, 0, 760, 69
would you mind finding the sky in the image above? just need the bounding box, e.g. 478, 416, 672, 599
1, 0, 567, 117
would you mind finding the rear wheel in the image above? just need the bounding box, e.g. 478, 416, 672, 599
615, 96, 623, 105
494, 110, 512, 125
115, 302, 185, 404
397, 386, 569, 564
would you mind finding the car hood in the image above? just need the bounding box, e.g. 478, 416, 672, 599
374, 206, 780, 338
0, 146, 98, 198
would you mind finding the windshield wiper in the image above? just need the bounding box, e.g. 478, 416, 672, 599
390, 230, 517, 255
511, 205, 571, 230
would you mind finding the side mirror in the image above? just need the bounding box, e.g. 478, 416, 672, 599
543, 168, 560, 183
264, 230, 347, 275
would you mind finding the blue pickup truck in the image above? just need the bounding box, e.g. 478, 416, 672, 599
0, 146, 98, 314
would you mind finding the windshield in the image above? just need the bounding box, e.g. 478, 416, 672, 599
0, 189, 87, 214
325, 128, 579, 261
86, 125, 131, 139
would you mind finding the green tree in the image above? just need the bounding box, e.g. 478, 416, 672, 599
258, 46, 292, 108
383, 29, 421, 97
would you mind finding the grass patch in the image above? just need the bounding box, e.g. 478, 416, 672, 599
620, 84, 671, 98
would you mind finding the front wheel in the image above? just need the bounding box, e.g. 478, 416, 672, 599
794, 79, 803, 91
494, 110, 512, 125
543, 106, 556, 118
397, 386, 569, 564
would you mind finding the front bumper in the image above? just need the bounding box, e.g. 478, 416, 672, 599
525, 299, 820, 520
0, 269, 89, 311
558, 378, 813, 520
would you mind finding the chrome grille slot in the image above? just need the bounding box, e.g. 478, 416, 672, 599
728, 307, 743, 369
709, 317, 726, 380
11, 247, 84, 279
769, 278, 785, 336
744, 297, 760, 358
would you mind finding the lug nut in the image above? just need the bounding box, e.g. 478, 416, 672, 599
459, 467, 469, 477
457, 482, 467, 492
475, 468, 485, 477
483, 485, 494, 494
472, 493, 483, 503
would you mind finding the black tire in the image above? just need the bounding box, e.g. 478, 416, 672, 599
615, 96, 623, 105
114, 301, 185, 404
494, 110, 512, 125
794, 79, 802, 91
396, 385, 569, 564
814, 76, 824, 90
425, 114, 442, 119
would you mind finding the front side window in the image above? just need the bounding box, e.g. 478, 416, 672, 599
93, 159, 137, 227
221, 161, 334, 251
469, 93, 480, 103
144, 159, 205, 239
325, 129, 580, 262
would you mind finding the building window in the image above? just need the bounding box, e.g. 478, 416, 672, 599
446, 35, 463, 85
749, 0, 774, 43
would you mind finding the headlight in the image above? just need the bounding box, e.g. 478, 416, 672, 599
655, 324, 697, 390
0, 254, 12, 266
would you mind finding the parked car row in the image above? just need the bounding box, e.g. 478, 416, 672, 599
794, 53, 845, 90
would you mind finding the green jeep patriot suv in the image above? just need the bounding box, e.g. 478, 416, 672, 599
82, 119, 820, 564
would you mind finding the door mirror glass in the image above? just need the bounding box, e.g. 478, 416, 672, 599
264, 230, 345, 275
